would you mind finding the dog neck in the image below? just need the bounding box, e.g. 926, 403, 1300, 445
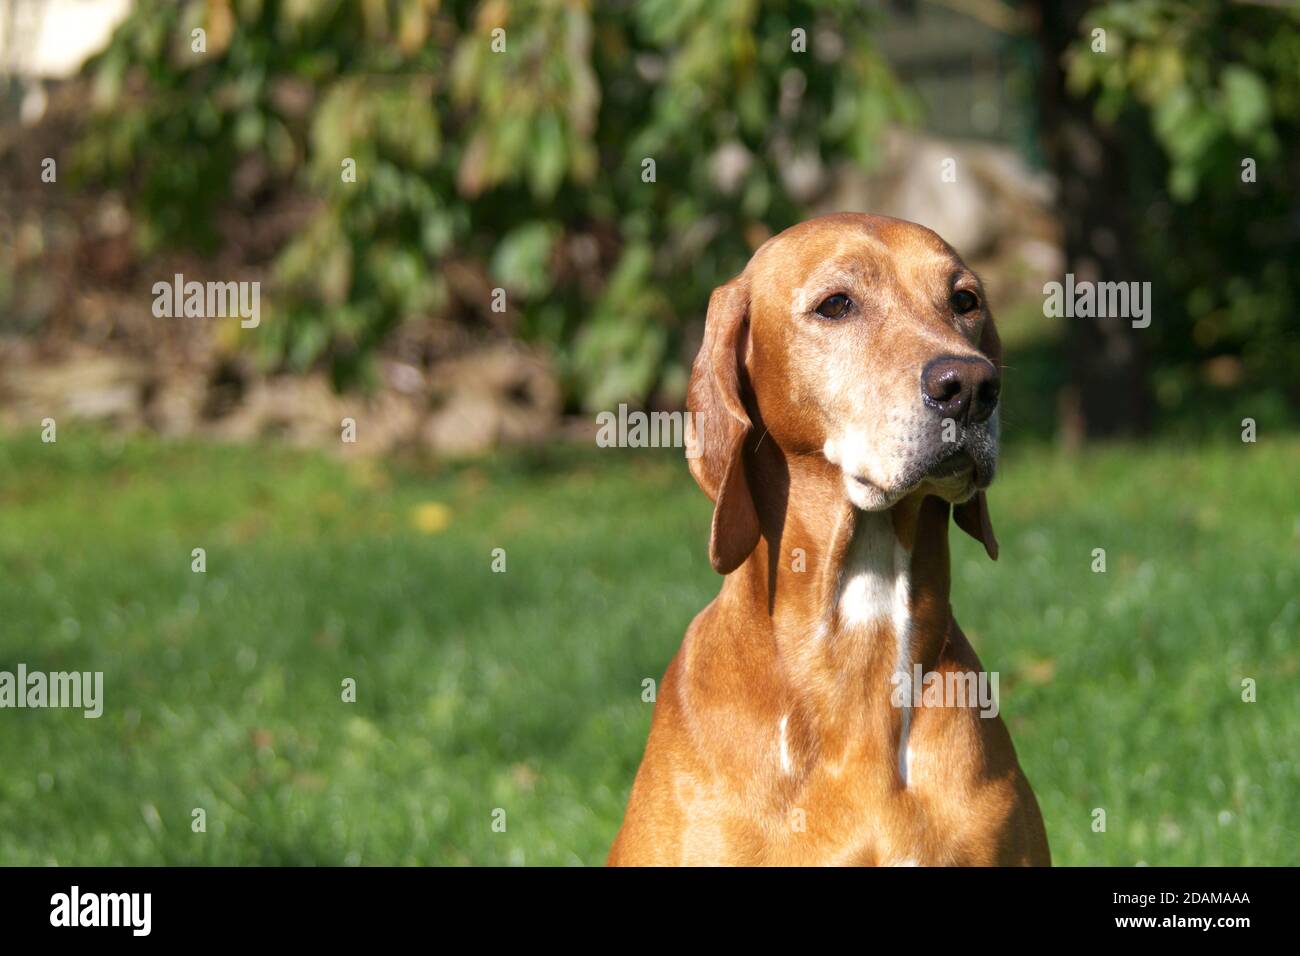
725, 444, 956, 759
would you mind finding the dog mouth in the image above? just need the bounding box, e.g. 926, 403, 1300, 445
927, 449, 976, 479
832, 429, 997, 511
847, 450, 983, 505
921, 444, 995, 497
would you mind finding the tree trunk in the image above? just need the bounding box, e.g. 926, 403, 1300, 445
1029, 0, 1152, 443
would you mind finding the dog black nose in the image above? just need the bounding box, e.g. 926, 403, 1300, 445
921, 355, 1000, 424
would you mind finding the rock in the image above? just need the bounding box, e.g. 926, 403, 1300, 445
422, 347, 561, 456
816, 127, 1056, 260
0, 347, 151, 428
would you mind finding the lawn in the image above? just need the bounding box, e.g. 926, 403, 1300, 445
0, 429, 1296, 865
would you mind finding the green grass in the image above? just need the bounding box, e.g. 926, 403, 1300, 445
0, 430, 1296, 865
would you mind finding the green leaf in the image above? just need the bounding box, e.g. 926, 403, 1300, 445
491, 223, 559, 299
1220, 66, 1271, 139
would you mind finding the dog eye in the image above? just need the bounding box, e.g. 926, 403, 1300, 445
951, 290, 980, 314
815, 294, 852, 319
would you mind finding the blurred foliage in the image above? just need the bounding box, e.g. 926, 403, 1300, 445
73, 0, 912, 401
1067, 0, 1300, 415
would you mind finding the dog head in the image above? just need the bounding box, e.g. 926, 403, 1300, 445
687, 213, 1002, 573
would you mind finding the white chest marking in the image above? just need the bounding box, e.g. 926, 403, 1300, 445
778, 715, 792, 775
836, 510, 915, 786
837, 512, 903, 626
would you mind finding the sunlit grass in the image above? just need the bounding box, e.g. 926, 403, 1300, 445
0, 430, 1295, 865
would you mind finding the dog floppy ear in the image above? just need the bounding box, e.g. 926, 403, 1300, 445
954, 314, 1001, 560
953, 489, 998, 561
686, 277, 760, 575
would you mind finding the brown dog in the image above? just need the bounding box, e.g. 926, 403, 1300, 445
608, 213, 1049, 866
